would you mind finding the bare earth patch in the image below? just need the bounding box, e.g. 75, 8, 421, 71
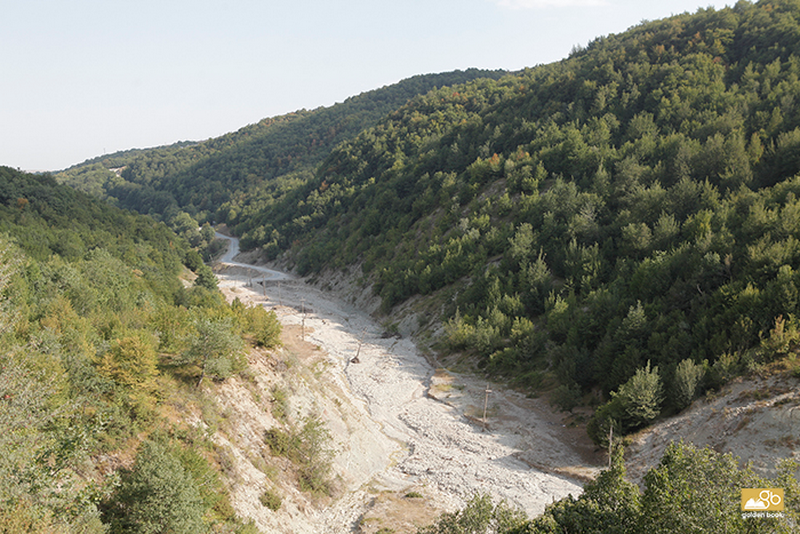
626, 371, 800, 484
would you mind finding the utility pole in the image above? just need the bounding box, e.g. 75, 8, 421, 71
482, 384, 492, 432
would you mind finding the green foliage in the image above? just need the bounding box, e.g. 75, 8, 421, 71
97, 332, 160, 419
259, 488, 282, 511
184, 317, 246, 385
270, 385, 289, 423
56, 70, 505, 221
416, 493, 527, 534
517, 441, 798, 533
612, 361, 663, 428
103, 441, 207, 534
235, 301, 282, 348
527, 448, 640, 534
550, 382, 582, 413
208, 0, 800, 406
0, 168, 251, 530
194, 263, 218, 290
51, 0, 800, 450
588, 362, 663, 445
264, 415, 335, 495
671, 358, 706, 410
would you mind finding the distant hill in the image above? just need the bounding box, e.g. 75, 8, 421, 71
56, 69, 507, 219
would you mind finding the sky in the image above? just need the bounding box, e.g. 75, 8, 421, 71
3, 0, 725, 171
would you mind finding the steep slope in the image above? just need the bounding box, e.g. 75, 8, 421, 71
0, 167, 273, 532
625, 362, 800, 483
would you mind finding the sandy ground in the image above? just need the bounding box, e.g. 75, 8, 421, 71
211, 234, 596, 533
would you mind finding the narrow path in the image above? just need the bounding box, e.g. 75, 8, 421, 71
215, 231, 293, 280
213, 234, 586, 531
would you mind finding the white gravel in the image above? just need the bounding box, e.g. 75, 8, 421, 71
214, 234, 584, 532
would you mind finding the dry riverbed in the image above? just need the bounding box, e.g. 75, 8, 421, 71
210, 235, 597, 533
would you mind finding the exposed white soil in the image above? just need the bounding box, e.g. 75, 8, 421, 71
626, 371, 800, 484
208, 234, 594, 533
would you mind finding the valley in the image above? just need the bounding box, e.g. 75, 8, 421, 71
211, 233, 592, 533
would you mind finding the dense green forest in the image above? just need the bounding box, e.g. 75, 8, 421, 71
59, 0, 800, 446
0, 167, 279, 532
224, 0, 800, 440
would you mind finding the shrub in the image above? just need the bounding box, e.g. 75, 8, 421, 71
247, 305, 282, 348
672, 358, 705, 410
184, 318, 246, 385
260, 488, 282, 511
264, 415, 335, 495
588, 362, 662, 446
416, 493, 526, 534
550, 382, 582, 413
270, 386, 289, 422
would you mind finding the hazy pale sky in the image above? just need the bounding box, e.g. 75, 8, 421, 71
3, 0, 723, 171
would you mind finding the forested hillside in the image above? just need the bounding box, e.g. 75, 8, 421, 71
58, 0, 800, 447
0, 167, 278, 532
210, 0, 800, 440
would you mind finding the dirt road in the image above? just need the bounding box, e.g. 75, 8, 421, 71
213, 234, 591, 532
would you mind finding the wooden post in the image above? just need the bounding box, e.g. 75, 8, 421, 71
351, 329, 365, 363
482, 384, 492, 432
301, 298, 305, 341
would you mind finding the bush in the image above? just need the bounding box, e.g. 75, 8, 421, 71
528, 447, 640, 534
550, 382, 582, 413
586, 397, 625, 447
260, 488, 282, 511
527, 442, 800, 533
264, 415, 335, 495
588, 362, 663, 446
416, 493, 526, 534
264, 427, 294, 457
184, 318, 246, 385
246, 305, 282, 348
270, 386, 289, 422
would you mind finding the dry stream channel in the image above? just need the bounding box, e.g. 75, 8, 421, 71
213, 233, 590, 533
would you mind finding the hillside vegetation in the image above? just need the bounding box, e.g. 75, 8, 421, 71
224, 0, 800, 439
0, 167, 280, 532
58, 1, 800, 446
